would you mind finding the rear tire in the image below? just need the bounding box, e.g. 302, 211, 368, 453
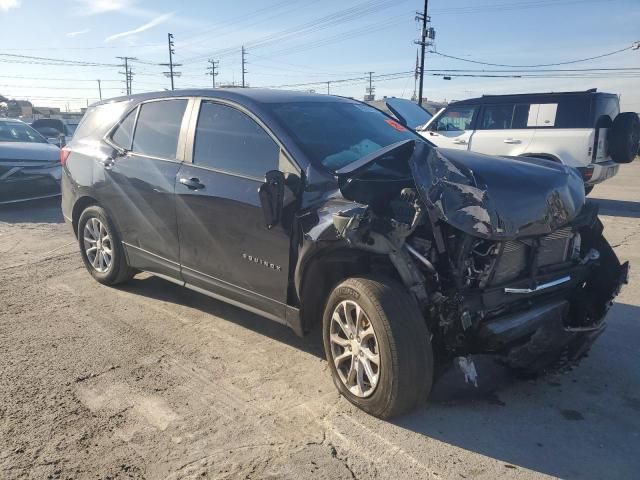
584, 185, 594, 196
322, 276, 433, 418
78, 205, 135, 286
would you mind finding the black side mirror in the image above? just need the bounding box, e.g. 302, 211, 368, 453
259, 170, 285, 229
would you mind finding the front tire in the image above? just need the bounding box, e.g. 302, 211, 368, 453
78, 205, 135, 286
322, 276, 433, 418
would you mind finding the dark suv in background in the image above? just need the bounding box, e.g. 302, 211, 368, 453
62, 89, 628, 418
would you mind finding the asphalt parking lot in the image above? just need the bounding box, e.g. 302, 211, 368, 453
1, 162, 639, 480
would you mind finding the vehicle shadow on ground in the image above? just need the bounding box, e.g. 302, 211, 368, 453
396, 301, 640, 480
0, 197, 63, 224
590, 198, 640, 218
117, 275, 640, 478
119, 274, 326, 359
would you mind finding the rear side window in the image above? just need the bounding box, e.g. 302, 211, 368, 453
132, 99, 187, 160
73, 101, 131, 141
111, 108, 137, 149
193, 102, 279, 178
555, 97, 591, 128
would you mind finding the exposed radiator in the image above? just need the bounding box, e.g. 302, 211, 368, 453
537, 227, 572, 267
490, 228, 573, 286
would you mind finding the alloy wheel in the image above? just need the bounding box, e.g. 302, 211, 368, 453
83, 217, 112, 273
329, 300, 380, 398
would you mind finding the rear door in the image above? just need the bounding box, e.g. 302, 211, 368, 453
470, 103, 536, 156
175, 99, 296, 321
422, 105, 478, 150
103, 98, 192, 278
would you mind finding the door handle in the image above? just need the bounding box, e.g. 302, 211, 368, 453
503, 138, 522, 144
179, 177, 205, 190
452, 139, 468, 145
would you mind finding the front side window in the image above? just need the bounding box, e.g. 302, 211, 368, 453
267, 101, 418, 171
193, 102, 280, 178
434, 106, 476, 132
132, 99, 187, 160
111, 108, 137, 149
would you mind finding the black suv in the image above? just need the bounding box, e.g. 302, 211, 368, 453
62, 89, 628, 418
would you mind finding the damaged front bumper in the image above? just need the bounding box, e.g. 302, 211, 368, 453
473, 245, 629, 372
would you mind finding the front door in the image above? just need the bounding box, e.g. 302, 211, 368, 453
422, 105, 478, 150
175, 100, 294, 320
102, 98, 190, 278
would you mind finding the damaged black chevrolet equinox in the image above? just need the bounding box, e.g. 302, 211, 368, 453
62, 90, 629, 418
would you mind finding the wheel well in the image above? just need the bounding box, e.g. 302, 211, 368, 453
299, 249, 397, 333
71, 196, 99, 237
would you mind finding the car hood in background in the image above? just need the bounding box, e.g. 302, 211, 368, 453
0, 142, 61, 162
409, 143, 586, 240
384, 97, 433, 130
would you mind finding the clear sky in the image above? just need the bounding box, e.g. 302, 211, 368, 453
1, 0, 639, 112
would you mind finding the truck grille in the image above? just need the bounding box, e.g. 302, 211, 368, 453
490, 228, 573, 286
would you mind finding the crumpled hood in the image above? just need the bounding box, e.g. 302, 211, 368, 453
409, 143, 585, 240
0, 142, 60, 162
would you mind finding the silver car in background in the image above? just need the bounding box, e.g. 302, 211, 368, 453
0, 118, 61, 205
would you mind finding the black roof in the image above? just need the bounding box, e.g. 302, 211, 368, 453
95, 88, 355, 108
449, 88, 615, 106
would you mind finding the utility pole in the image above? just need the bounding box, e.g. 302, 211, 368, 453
241, 46, 248, 88
415, 0, 435, 106
127, 68, 134, 94
365, 71, 375, 101
207, 59, 219, 88
97, 79, 102, 101
160, 33, 182, 90
116, 56, 137, 95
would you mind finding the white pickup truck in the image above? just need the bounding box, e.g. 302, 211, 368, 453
387, 90, 639, 194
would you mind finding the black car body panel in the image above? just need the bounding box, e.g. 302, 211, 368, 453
61, 89, 628, 373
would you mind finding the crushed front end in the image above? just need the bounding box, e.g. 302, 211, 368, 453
333, 140, 629, 374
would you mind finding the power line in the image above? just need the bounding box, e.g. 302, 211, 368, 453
0, 52, 119, 67
432, 43, 637, 68
179, 0, 404, 65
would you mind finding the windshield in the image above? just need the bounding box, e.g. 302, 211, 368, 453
385, 98, 433, 129
267, 101, 418, 171
0, 120, 48, 143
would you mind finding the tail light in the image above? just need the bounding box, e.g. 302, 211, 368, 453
582, 167, 594, 181
60, 147, 71, 166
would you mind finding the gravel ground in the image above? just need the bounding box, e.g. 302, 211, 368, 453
1, 162, 639, 480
